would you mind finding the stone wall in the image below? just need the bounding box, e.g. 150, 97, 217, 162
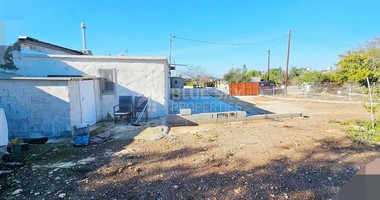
0, 79, 71, 138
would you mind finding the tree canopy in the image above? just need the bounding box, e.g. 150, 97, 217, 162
223, 65, 250, 83
335, 37, 380, 86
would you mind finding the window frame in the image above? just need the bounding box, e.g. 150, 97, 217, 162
100, 68, 116, 95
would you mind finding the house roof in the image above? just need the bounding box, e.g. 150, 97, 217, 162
18, 36, 84, 55
22, 54, 170, 65
0, 76, 99, 81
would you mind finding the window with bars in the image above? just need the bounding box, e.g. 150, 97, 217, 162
100, 69, 116, 94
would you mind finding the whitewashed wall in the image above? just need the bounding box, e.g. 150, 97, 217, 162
12, 55, 170, 118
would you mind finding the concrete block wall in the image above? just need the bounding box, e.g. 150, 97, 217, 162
0, 79, 71, 139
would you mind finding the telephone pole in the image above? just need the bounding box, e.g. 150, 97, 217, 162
285, 30, 291, 94
267, 50, 271, 82
169, 34, 173, 64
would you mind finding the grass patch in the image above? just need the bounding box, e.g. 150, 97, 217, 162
195, 133, 201, 139
337, 119, 380, 144
224, 151, 234, 158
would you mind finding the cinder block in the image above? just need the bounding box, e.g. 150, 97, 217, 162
8, 88, 24, 97
27, 103, 45, 111
43, 131, 55, 138
1, 96, 17, 103
14, 132, 29, 138
175, 118, 187, 125
183, 115, 197, 121
0, 89, 9, 96
180, 109, 191, 116
16, 109, 32, 118
37, 124, 52, 133
31, 96, 48, 104
216, 112, 229, 122
29, 132, 44, 138
18, 124, 29, 132
13, 118, 26, 124
26, 117, 43, 125
236, 111, 247, 118
7, 124, 17, 132
196, 113, 215, 123
55, 123, 66, 131
57, 131, 71, 137
247, 115, 266, 120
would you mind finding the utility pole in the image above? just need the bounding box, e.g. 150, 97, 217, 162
285, 30, 291, 94
169, 34, 173, 64
267, 50, 271, 82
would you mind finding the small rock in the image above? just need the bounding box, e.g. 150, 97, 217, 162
173, 185, 179, 190
58, 193, 66, 198
12, 189, 23, 195
284, 193, 289, 199
234, 188, 241, 194
126, 162, 133, 167
135, 168, 142, 174
55, 177, 61, 180
270, 194, 275, 198
34, 192, 40, 196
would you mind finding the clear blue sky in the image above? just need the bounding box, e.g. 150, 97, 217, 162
1, 0, 380, 77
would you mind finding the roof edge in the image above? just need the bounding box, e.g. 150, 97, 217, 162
22, 54, 169, 63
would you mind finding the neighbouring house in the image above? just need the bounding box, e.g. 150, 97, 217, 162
0, 36, 171, 139
170, 77, 184, 88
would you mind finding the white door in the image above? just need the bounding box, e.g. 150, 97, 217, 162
80, 80, 97, 125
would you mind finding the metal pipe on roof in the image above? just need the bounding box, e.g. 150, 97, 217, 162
81, 23, 87, 50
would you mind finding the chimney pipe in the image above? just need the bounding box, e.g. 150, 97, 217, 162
81, 22, 87, 50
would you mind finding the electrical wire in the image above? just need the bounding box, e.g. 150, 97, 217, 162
172, 34, 288, 46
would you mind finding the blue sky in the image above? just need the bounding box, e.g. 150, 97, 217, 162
1, 0, 380, 77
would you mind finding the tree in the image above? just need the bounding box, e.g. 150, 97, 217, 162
261, 67, 285, 86
223, 66, 251, 83
335, 37, 380, 86
297, 71, 334, 85
289, 67, 307, 79
245, 70, 262, 78
180, 65, 208, 86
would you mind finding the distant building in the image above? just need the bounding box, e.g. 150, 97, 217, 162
170, 77, 184, 88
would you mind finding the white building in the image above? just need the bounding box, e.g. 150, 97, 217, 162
0, 37, 170, 139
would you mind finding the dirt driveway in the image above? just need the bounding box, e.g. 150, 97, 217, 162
1, 96, 379, 199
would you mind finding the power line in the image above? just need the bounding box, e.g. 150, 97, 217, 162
172, 34, 288, 46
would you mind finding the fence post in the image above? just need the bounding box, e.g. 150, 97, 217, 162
348, 85, 352, 102
272, 87, 275, 96
366, 77, 374, 129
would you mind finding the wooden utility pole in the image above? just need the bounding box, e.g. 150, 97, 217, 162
267, 50, 271, 81
169, 34, 173, 64
285, 30, 291, 94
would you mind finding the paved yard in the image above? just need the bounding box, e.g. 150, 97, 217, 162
1, 96, 378, 199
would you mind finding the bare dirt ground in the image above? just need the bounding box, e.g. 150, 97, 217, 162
1, 96, 379, 200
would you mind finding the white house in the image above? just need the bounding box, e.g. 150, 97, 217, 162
0, 36, 171, 139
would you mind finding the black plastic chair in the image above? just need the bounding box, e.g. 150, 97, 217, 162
134, 96, 148, 122
113, 96, 133, 124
